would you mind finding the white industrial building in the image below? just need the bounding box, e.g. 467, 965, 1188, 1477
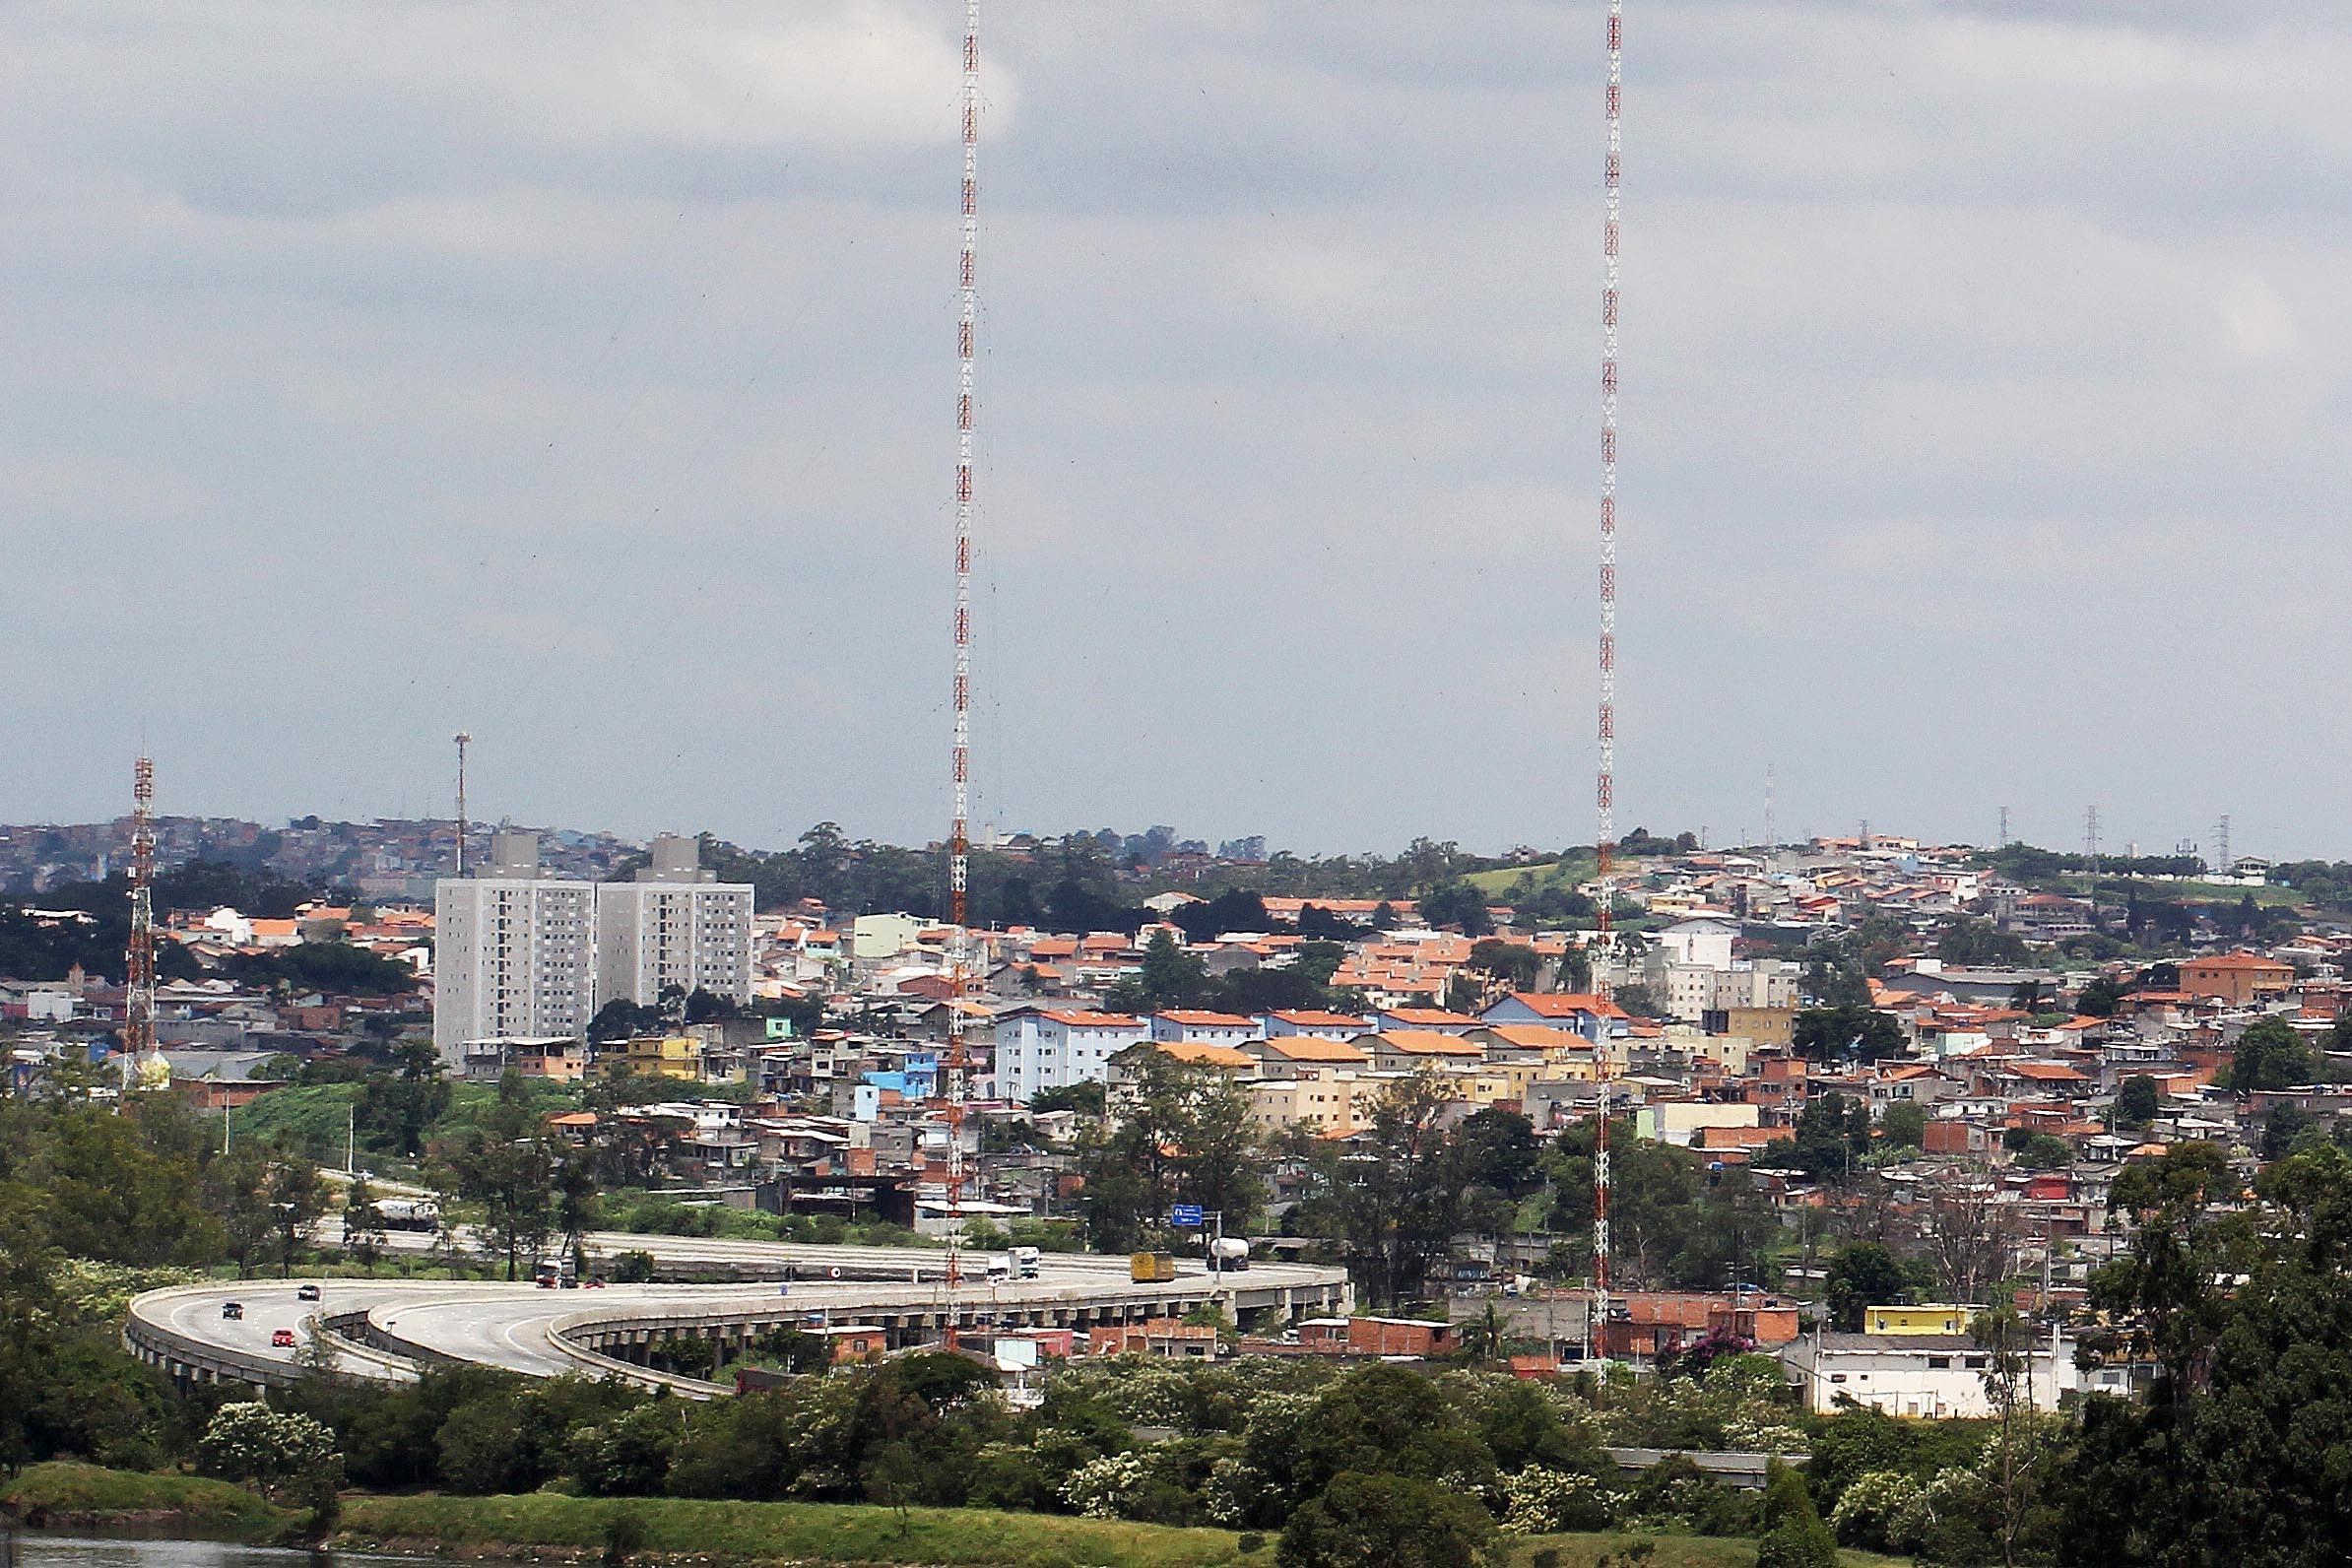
594, 834, 754, 1011
1780, 1330, 2066, 1419
432, 832, 597, 1064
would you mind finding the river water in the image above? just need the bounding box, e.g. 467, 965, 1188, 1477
6, 1540, 418, 1568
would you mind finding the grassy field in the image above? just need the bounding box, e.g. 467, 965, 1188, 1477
0, 1462, 293, 1539
333, 1494, 1920, 1568
336, 1493, 1271, 1568
2057, 873, 2306, 907
1465, 858, 1599, 897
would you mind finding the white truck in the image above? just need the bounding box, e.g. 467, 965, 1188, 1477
1210, 1237, 1251, 1272
1007, 1245, 1041, 1279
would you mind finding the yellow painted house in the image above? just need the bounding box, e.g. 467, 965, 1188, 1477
600, 1033, 704, 1081
1865, 1304, 1979, 1337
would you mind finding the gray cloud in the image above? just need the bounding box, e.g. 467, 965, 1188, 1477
4, 0, 2348, 866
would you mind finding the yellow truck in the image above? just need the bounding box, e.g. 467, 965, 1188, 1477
1130, 1250, 1177, 1283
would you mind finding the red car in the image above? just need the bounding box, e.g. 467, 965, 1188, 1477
271, 1329, 296, 1348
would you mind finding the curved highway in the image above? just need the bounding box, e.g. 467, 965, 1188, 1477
126, 1242, 1352, 1395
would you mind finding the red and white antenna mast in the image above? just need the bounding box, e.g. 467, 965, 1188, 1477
941, 0, 983, 1349
123, 756, 159, 1079
1591, 0, 1625, 1359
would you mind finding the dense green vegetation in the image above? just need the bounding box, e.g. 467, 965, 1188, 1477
0, 1460, 294, 1538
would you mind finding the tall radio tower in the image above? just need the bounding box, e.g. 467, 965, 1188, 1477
1590, 0, 1626, 1359
939, 0, 983, 1349
123, 756, 159, 1078
453, 733, 472, 875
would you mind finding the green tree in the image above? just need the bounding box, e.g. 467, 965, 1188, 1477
1752, 1461, 1838, 1568
1076, 1049, 1261, 1250
2002, 1128, 2074, 1170
36, 1105, 217, 1266
1765, 1091, 1873, 1184
2114, 1074, 2160, 1128
202, 1140, 277, 1278
197, 1401, 343, 1502
264, 1142, 328, 1277
1132, 929, 1210, 1010
1880, 1101, 1927, 1149
1277, 1470, 1493, 1568
441, 1075, 555, 1279
2228, 1014, 2319, 1094
1415, 882, 1493, 937
554, 1144, 602, 1279
1468, 939, 1542, 992
1973, 1307, 2055, 1568
1790, 1006, 1906, 1065
1291, 1074, 1466, 1305
344, 1175, 388, 1274
1292, 1366, 1492, 1495
2076, 976, 2125, 1017
358, 1039, 450, 1157
1826, 1241, 1911, 1332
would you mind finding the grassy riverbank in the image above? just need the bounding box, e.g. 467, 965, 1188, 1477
3, 1468, 1903, 1568
336, 1492, 1268, 1567
0, 1462, 294, 1540
333, 1494, 1907, 1568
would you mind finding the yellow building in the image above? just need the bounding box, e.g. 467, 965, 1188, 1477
1249, 1070, 1368, 1137
600, 1033, 704, 1081
1865, 1304, 1978, 1337
1724, 1007, 1795, 1049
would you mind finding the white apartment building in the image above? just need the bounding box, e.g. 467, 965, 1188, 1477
595, 834, 754, 1010
433, 833, 597, 1065
992, 1008, 1150, 1101
1647, 954, 1801, 1024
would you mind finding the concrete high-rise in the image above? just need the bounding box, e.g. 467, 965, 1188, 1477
432, 831, 597, 1065
594, 833, 754, 1011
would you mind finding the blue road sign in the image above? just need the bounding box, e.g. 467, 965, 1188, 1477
1170, 1204, 1205, 1228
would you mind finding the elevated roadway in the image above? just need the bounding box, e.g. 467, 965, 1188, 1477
126, 1243, 1351, 1396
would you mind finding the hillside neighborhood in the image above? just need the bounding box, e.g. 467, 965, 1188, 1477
5, 818, 2344, 1424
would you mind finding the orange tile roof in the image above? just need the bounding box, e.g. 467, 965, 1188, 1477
1373, 1030, 1486, 1057
1152, 1041, 1257, 1069
1258, 1035, 1370, 1063
1038, 1010, 1143, 1027
1383, 1008, 1483, 1027
1155, 1010, 1256, 1027
1478, 1024, 1588, 1051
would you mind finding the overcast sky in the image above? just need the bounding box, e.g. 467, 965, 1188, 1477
6, 2, 2350, 863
